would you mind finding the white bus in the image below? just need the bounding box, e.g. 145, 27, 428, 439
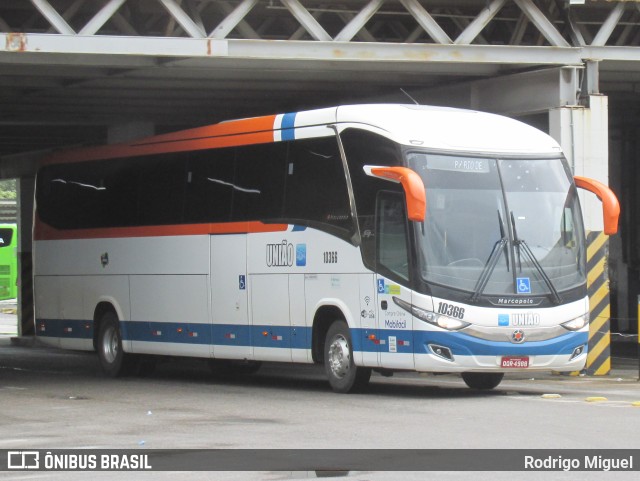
33, 104, 619, 393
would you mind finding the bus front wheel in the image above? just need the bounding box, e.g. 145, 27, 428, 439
461, 372, 504, 390
97, 311, 137, 377
324, 320, 371, 393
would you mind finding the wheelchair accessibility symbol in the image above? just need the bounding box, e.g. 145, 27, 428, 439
517, 277, 531, 294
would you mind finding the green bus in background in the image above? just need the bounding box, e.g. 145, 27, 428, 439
0, 224, 17, 300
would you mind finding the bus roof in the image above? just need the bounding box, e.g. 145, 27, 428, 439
335, 104, 563, 155
42, 104, 562, 165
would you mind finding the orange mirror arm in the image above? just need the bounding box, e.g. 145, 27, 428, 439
574, 176, 620, 235
369, 167, 426, 222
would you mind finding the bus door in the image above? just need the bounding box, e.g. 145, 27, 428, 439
375, 192, 415, 370
210, 234, 251, 360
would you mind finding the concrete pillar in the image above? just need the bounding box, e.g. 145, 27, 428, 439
16, 176, 34, 337
549, 96, 610, 230
549, 95, 613, 376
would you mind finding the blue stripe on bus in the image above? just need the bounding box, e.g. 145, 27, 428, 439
352, 328, 588, 356
351, 328, 414, 354
123, 321, 212, 345
36, 318, 587, 357
280, 112, 296, 141
418, 330, 588, 357
36, 318, 94, 339
36, 319, 310, 349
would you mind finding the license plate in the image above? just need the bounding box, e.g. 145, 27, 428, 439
501, 356, 529, 368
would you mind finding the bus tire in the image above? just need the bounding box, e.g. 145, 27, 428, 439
97, 311, 137, 377
461, 372, 504, 390
324, 320, 371, 393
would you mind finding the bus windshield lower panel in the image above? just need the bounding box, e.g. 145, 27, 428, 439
406, 153, 586, 299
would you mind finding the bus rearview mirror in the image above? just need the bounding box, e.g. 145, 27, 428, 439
574, 176, 620, 235
364, 166, 426, 222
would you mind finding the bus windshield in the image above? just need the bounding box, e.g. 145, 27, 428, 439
406, 152, 586, 298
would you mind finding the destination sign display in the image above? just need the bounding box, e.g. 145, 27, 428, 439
426, 155, 491, 173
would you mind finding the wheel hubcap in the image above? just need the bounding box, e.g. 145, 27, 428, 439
328, 334, 351, 379
102, 325, 119, 364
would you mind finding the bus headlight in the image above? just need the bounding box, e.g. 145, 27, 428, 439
561, 313, 589, 331
393, 297, 470, 331
436, 316, 470, 331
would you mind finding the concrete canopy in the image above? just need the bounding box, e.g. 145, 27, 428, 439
1, 0, 640, 164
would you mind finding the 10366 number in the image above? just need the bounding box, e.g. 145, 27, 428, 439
437, 302, 465, 319
323, 251, 338, 264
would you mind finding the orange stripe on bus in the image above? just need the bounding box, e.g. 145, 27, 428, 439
41, 115, 278, 165
34, 219, 288, 241
135, 115, 277, 145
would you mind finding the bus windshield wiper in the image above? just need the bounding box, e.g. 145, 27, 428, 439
497, 209, 510, 271
510, 211, 562, 304
469, 211, 508, 303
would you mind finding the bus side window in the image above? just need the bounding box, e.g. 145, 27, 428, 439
341, 129, 403, 268
137, 154, 187, 226
185, 148, 235, 223
232, 143, 288, 222
0, 228, 12, 247
38, 162, 114, 229
376, 192, 410, 283
284, 137, 353, 238
562, 207, 575, 247
100, 158, 139, 228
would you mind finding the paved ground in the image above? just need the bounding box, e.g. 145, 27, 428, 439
1, 306, 639, 481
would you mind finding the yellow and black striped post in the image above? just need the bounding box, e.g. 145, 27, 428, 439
585, 231, 611, 376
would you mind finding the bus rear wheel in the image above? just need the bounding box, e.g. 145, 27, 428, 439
461, 372, 504, 390
324, 320, 371, 393
97, 311, 137, 377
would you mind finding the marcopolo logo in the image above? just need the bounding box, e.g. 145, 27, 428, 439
266, 240, 306, 267
489, 297, 543, 306
511, 329, 526, 343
